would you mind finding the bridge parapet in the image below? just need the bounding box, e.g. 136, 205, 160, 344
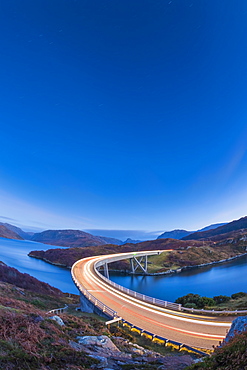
94, 252, 247, 316
94, 258, 182, 312
71, 261, 118, 319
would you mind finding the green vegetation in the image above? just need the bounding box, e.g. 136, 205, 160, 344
0, 282, 104, 369
175, 293, 215, 309
186, 330, 247, 370
175, 292, 247, 310
0, 279, 193, 369
149, 242, 247, 274
231, 291, 246, 300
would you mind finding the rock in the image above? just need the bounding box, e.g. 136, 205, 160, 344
89, 354, 108, 368
130, 347, 145, 355
160, 355, 194, 369
32, 315, 44, 323
69, 340, 82, 351
77, 335, 120, 352
224, 316, 247, 344
50, 315, 65, 326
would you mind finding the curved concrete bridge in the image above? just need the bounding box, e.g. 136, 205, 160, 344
71, 250, 235, 350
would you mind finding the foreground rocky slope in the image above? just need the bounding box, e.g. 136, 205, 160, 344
0, 263, 196, 369
186, 316, 247, 370
0, 263, 246, 369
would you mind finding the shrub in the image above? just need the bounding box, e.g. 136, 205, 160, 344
175, 293, 215, 309
175, 293, 201, 307
213, 295, 231, 304
231, 292, 247, 300
198, 297, 215, 308
184, 303, 197, 309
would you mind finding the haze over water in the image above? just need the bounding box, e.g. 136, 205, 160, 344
0, 238, 246, 301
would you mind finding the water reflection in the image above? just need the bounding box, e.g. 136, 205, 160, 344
110, 255, 247, 302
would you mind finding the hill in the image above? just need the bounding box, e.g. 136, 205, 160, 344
198, 222, 226, 232
123, 238, 142, 244
0, 222, 33, 239
31, 229, 123, 248
97, 236, 123, 245
0, 225, 23, 240
28, 238, 204, 269
157, 229, 193, 240
29, 228, 247, 275
0, 264, 195, 369
157, 223, 227, 240
182, 216, 247, 240
0, 261, 62, 296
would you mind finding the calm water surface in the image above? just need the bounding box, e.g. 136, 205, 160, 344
0, 238, 78, 294
0, 237, 247, 300
110, 255, 247, 301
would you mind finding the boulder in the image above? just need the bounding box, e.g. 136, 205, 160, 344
77, 335, 120, 352
88, 354, 108, 368
50, 315, 65, 326
224, 316, 247, 344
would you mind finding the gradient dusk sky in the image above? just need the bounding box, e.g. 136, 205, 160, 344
1, 0, 247, 235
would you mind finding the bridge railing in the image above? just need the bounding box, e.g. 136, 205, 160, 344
181, 306, 247, 315
120, 319, 209, 356
94, 261, 247, 315
94, 261, 183, 311
71, 264, 118, 319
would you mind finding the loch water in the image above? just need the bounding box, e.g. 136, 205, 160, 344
0, 237, 247, 301
0, 237, 78, 294
109, 255, 247, 302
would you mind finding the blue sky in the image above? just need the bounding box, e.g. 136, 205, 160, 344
1, 0, 247, 235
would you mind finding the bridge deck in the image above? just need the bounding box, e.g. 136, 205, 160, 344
72, 253, 234, 350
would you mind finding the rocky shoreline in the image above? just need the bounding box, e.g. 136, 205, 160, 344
28, 252, 69, 268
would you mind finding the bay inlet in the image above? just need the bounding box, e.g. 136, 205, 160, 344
0, 237, 246, 301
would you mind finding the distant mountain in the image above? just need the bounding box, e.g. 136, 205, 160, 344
0, 225, 23, 240
197, 223, 226, 232
97, 236, 123, 245
157, 223, 227, 240
182, 216, 247, 240
0, 222, 32, 240
31, 229, 121, 248
122, 238, 142, 244
157, 229, 193, 240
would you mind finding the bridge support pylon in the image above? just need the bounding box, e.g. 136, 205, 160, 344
103, 262, 109, 279
130, 254, 148, 274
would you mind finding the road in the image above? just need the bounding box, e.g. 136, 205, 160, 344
72, 252, 234, 350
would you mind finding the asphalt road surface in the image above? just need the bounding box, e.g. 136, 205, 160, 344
72, 253, 235, 350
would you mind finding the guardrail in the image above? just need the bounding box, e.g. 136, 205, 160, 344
121, 319, 209, 356
94, 260, 182, 311
71, 262, 118, 319
71, 256, 211, 356
94, 260, 247, 315
47, 305, 68, 315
